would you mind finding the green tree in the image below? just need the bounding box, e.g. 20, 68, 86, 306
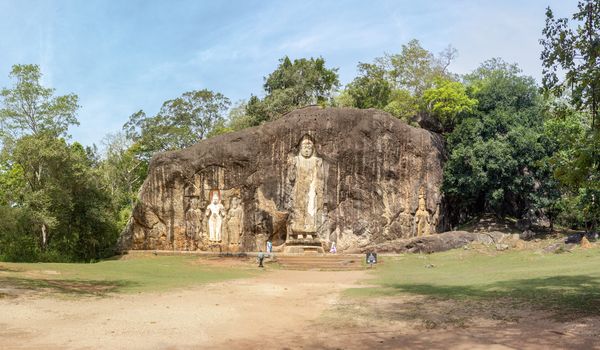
443, 60, 553, 224
382, 89, 419, 123
246, 56, 339, 122
540, 1, 600, 230
383, 40, 456, 95
0, 65, 118, 262
0, 64, 79, 138
543, 99, 599, 230
422, 78, 477, 131
226, 100, 255, 131
345, 63, 391, 109
2, 135, 118, 260
541, 0, 600, 126
124, 89, 230, 160
100, 132, 145, 210
344, 40, 458, 126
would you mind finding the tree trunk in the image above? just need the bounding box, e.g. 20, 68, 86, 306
41, 223, 47, 250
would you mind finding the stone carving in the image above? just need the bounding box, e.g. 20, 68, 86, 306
255, 233, 266, 251
226, 197, 243, 245
118, 107, 448, 253
399, 206, 414, 238
205, 191, 225, 242
287, 134, 325, 241
415, 188, 431, 237
185, 198, 203, 248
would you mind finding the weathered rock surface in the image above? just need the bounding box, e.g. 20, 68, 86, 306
362, 230, 519, 254
361, 231, 478, 254
118, 107, 448, 252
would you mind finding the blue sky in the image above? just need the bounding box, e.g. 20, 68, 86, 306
0, 0, 574, 147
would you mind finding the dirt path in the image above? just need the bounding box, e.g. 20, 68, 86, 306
1, 268, 599, 350
0, 269, 364, 350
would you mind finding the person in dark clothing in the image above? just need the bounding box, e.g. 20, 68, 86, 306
257, 251, 265, 268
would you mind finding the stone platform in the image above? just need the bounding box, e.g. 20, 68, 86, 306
273, 254, 363, 270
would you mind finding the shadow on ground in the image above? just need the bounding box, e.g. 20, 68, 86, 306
0, 277, 137, 296
384, 275, 600, 319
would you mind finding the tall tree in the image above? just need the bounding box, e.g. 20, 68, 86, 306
343, 40, 458, 125
0, 64, 79, 138
443, 60, 552, 224
124, 89, 230, 161
382, 39, 456, 95
345, 63, 392, 110
0, 65, 118, 262
3, 134, 118, 259
540, 1, 600, 230
422, 77, 477, 132
100, 132, 145, 210
541, 0, 600, 127
246, 56, 339, 122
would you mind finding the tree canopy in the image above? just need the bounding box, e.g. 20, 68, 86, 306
0, 64, 79, 138
246, 56, 340, 124
123, 89, 230, 161
540, 0, 600, 230
442, 60, 553, 223
0, 65, 118, 262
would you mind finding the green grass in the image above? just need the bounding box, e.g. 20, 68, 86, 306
0, 255, 256, 296
347, 247, 600, 318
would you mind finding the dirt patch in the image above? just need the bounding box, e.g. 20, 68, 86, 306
0, 269, 364, 350
1, 267, 599, 349
306, 295, 600, 349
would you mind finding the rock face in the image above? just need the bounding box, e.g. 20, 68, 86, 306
362, 231, 518, 254
118, 107, 448, 253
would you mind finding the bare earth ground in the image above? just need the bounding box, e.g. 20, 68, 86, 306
1, 263, 599, 350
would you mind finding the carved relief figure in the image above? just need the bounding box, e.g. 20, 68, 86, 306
226, 197, 243, 245
205, 191, 225, 242
399, 206, 414, 238
415, 188, 431, 237
287, 134, 325, 240
185, 198, 203, 241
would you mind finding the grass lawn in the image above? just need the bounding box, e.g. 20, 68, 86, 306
348, 247, 600, 318
0, 255, 256, 296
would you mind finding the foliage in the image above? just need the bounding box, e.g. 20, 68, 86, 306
540, 1, 600, 230
540, 0, 600, 125
0, 135, 119, 262
442, 60, 554, 223
0, 64, 79, 138
422, 78, 477, 131
344, 39, 461, 128
0, 206, 38, 262
99, 132, 146, 209
0, 66, 119, 262
543, 100, 599, 229
246, 56, 339, 123
382, 89, 420, 123
345, 63, 391, 109
226, 100, 255, 131
382, 40, 457, 95
124, 89, 230, 161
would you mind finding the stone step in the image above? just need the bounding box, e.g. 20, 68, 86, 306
274, 255, 364, 270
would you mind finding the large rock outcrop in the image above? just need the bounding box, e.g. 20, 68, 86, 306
118, 107, 448, 253
362, 231, 513, 254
